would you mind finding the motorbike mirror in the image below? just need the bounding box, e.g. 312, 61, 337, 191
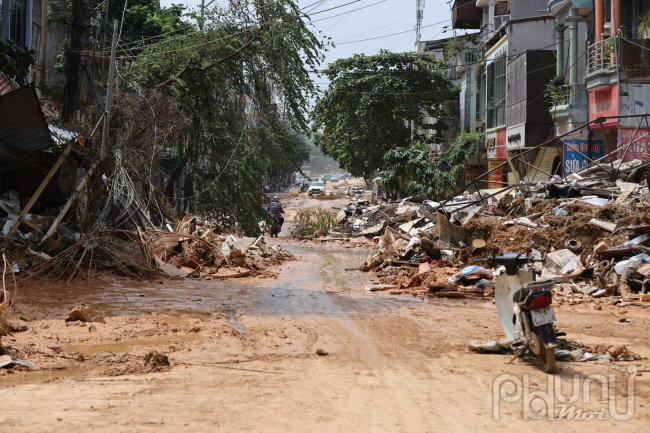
472, 238, 486, 249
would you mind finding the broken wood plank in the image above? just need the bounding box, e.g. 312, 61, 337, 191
41, 161, 99, 244
461, 206, 482, 225
614, 184, 636, 205
589, 218, 617, 232
6, 143, 74, 239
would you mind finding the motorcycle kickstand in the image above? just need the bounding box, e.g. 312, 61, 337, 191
507, 348, 525, 364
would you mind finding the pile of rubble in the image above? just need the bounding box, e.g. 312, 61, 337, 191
356, 158, 650, 304
19, 210, 293, 283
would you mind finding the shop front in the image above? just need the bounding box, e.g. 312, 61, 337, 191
486, 128, 507, 189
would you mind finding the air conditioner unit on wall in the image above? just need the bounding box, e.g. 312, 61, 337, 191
495, 1, 509, 16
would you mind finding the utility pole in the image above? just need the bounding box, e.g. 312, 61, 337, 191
101, 20, 119, 161
200, 0, 215, 28
415, 0, 425, 51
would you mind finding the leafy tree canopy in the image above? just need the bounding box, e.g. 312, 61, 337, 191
379, 129, 484, 200
121, 0, 326, 235
311, 50, 458, 179
109, 0, 187, 37
0, 39, 35, 87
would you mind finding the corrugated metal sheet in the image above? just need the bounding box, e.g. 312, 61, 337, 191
0, 73, 18, 96
0, 86, 52, 152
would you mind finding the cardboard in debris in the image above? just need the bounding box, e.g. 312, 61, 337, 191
436, 209, 465, 248
155, 256, 189, 278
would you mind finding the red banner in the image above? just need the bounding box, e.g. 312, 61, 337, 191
617, 128, 650, 162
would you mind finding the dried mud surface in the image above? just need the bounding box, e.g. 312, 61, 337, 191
2, 201, 650, 432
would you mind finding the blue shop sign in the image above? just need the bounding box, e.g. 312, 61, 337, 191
563, 139, 604, 176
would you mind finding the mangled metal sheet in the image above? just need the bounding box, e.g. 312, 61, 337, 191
0, 86, 52, 153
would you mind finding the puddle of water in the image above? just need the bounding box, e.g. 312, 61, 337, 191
63, 333, 202, 356
0, 365, 88, 388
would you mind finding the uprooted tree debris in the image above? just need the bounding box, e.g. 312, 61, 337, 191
1, 145, 293, 283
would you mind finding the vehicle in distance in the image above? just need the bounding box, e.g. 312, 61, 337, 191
308, 182, 326, 196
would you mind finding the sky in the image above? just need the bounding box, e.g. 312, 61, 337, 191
157, 0, 455, 97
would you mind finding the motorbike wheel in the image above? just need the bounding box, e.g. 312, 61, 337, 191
538, 346, 556, 373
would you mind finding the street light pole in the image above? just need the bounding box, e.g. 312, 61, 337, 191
101, 19, 119, 161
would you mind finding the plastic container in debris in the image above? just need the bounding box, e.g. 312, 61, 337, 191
554, 207, 568, 217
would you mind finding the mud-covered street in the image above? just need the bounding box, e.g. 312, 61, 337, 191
2, 209, 650, 432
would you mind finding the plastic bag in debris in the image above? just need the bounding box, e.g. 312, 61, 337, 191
614, 254, 650, 275
406, 237, 421, 251
448, 265, 493, 285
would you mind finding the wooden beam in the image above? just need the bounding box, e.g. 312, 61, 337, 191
41, 161, 99, 244
5, 143, 73, 240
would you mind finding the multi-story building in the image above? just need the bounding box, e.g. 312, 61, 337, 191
448, 0, 650, 188
582, 0, 650, 164
451, 0, 558, 187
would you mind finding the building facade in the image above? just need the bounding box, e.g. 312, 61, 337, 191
431, 0, 650, 190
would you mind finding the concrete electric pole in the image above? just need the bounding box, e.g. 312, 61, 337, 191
415, 0, 425, 51
101, 19, 119, 161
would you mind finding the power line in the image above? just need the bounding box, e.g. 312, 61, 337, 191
310, 0, 386, 23
334, 0, 485, 46
336, 14, 415, 42
336, 21, 441, 44
118, 0, 273, 49
119, 0, 328, 59
324, 0, 371, 32
116, 0, 284, 54
310, 0, 361, 15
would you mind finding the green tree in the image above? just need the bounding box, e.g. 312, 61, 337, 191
379, 129, 484, 200
121, 0, 325, 235
109, 0, 187, 37
379, 143, 437, 198
311, 50, 458, 180
0, 39, 35, 86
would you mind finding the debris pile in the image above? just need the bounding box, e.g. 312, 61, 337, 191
355, 159, 650, 304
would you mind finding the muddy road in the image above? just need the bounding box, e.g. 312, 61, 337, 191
2, 238, 650, 432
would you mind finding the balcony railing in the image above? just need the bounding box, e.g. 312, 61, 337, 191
588, 39, 617, 74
